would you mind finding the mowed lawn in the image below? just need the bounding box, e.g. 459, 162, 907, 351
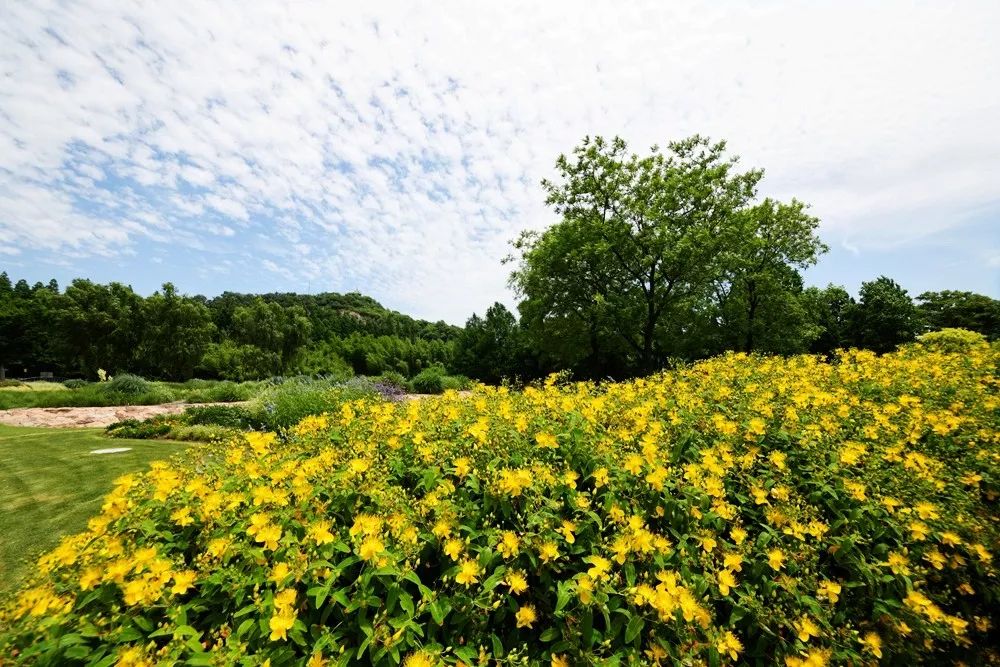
0, 425, 189, 593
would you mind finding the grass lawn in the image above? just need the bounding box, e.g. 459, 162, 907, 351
0, 425, 189, 594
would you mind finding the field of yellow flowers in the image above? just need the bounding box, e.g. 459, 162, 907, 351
1, 341, 998, 666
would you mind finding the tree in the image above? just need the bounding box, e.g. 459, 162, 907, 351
228, 298, 312, 374
55, 280, 144, 376
801, 284, 856, 354
139, 283, 215, 379
510, 134, 825, 374
710, 199, 827, 353
916, 291, 1000, 340
852, 277, 918, 352
454, 303, 529, 383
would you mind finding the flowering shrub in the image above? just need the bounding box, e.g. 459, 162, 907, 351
2, 346, 998, 665
916, 328, 989, 354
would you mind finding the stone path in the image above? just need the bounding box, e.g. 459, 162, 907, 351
0, 403, 239, 429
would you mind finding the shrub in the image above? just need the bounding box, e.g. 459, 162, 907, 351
4, 346, 999, 665
409, 364, 447, 394
62, 379, 88, 389
167, 424, 235, 442
377, 370, 408, 390
250, 379, 373, 431
441, 374, 472, 392
184, 404, 258, 429
185, 380, 257, 404
105, 417, 173, 440
915, 327, 989, 353
102, 374, 152, 396
0, 379, 24, 387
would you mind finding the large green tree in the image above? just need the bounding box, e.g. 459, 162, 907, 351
801, 284, 856, 354
139, 283, 215, 379
511, 135, 824, 373
852, 276, 919, 353
55, 280, 145, 376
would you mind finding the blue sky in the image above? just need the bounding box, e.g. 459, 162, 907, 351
1, 1, 998, 323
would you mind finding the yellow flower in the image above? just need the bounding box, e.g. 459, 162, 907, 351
535, 432, 559, 449
255, 524, 283, 551
767, 548, 785, 571
453, 457, 471, 477
498, 530, 520, 559
586, 555, 612, 581
455, 559, 480, 587
506, 570, 528, 594
552, 655, 570, 667
723, 552, 743, 572
170, 507, 194, 527
171, 570, 197, 595
515, 603, 538, 628
402, 651, 435, 667
730, 526, 747, 545
795, 615, 820, 642
269, 609, 296, 641
816, 580, 841, 604
593, 467, 609, 488
270, 562, 290, 584
559, 520, 576, 544
308, 520, 335, 546
717, 630, 743, 660
79, 567, 103, 591
862, 631, 882, 658
359, 536, 385, 562
718, 569, 737, 596
444, 538, 464, 561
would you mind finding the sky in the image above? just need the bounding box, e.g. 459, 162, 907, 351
1, 1, 998, 324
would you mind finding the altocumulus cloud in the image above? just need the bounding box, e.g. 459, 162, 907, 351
1, 1, 998, 322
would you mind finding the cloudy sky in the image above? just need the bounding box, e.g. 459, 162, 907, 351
1, 1, 998, 323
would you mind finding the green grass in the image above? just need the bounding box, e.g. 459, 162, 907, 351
0, 425, 189, 594
0, 379, 260, 410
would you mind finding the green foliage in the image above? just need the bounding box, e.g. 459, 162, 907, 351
167, 424, 237, 442
139, 283, 215, 380
184, 404, 258, 429
105, 417, 174, 439
916, 290, 1000, 340
801, 284, 856, 354
409, 364, 446, 394
251, 379, 378, 431
62, 379, 89, 389
510, 134, 825, 376
184, 380, 258, 404
4, 346, 997, 664
853, 276, 919, 353
103, 373, 152, 396
915, 327, 989, 353
200, 340, 281, 381
454, 303, 532, 383
377, 370, 408, 390
0, 379, 24, 387
440, 374, 472, 391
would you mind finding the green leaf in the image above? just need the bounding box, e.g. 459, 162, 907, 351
625, 615, 645, 643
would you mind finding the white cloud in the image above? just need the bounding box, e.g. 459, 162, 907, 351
1, 0, 998, 321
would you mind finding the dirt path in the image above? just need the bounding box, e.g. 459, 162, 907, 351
0, 403, 241, 429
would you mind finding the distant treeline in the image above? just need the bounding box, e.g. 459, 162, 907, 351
2, 270, 996, 384
455, 284, 1000, 384
0, 273, 459, 381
